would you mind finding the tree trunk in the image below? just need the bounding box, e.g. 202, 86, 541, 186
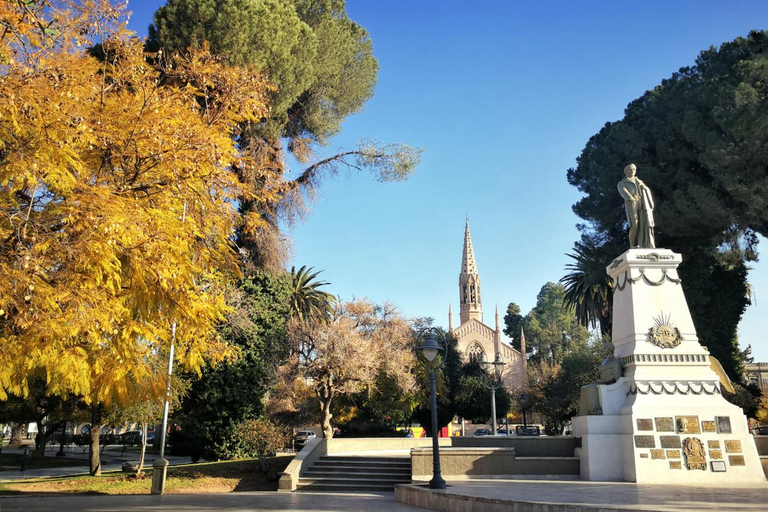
34, 420, 65, 456
9, 423, 24, 446
319, 385, 334, 439
137, 422, 147, 475
88, 404, 102, 476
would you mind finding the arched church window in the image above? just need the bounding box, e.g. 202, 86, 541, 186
468, 343, 485, 363
470, 284, 476, 303
463, 284, 468, 303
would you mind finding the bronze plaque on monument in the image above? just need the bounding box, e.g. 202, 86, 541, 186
729, 455, 745, 466
650, 449, 665, 459
666, 450, 680, 459
669, 461, 682, 469
701, 420, 717, 433
716, 416, 731, 434
660, 436, 681, 449
709, 449, 723, 459
655, 417, 674, 432
639, 453, 648, 458
683, 437, 707, 471
637, 419, 654, 431
675, 416, 700, 434
707, 440, 720, 449
724, 440, 742, 453
634, 435, 655, 448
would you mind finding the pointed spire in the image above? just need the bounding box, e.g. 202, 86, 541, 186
520, 326, 527, 370
448, 303, 454, 332
495, 305, 500, 332
459, 219, 482, 324
461, 219, 478, 275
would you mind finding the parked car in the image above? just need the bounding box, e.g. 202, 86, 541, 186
294, 430, 317, 447
120, 430, 144, 445
751, 426, 768, 435
473, 428, 492, 436
496, 428, 514, 436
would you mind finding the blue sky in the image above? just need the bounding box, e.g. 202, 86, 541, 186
126, 0, 768, 362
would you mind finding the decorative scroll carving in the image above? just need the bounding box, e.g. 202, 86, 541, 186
628, 381, 721, 396
615, 269, 682, 291
683, 437, 707, 471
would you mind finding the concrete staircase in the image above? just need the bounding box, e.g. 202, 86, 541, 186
297, 455, 411, 492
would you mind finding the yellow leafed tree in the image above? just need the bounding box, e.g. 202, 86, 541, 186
0, 0, 274, 406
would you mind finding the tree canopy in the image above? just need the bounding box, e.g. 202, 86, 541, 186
0, 0, 273, 404
565, 31, 768, 379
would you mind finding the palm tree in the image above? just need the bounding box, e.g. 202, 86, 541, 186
559, 239, 614, 337
289, 265, 336, 324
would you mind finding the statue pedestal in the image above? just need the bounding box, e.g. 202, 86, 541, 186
572, 248, 764, 483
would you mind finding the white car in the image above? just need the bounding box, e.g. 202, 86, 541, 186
294, 430, 317, 447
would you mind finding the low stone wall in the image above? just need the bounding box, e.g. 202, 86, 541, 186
412, 446, 579, 479
325, 437, 451, 454
412, 447, 517, 479
452, 436, 576, 457
753, 435, 768, 456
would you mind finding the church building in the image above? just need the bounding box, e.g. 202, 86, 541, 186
449, 221, 527, 390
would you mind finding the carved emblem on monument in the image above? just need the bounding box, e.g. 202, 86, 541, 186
647, 312, 682, 349
683, 437, 707, 471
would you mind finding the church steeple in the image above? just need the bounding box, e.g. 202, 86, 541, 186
459, 219, 482, 324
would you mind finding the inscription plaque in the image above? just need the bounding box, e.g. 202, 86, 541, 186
669, 461, 682, 469
637, 418, 654, 431
707, 440, 720, 449
666, 450, 680, 459
655, 417, 674, 432
660, 436, 681, 449
634, 435, 655, 448
709, 449, 722, 459
701, 420, 717, 433
651, 449, 665, 459
729, 455, 745, 466
683, 437, 707, 471
711, 461, 726, 472
676, 416, 701, 434
639, 453, 649, 458
716, 416, 731, 434
725, 440, 742, 453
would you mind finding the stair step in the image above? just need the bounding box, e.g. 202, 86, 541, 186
306, 469, 410, 476
296, 482, 399, 492
314, 460, 410, 467
301, 474, 411, 482
319, 456, 409, 462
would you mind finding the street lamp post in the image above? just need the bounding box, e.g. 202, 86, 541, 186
416, 328, 447, 490
479, 352, 505, 434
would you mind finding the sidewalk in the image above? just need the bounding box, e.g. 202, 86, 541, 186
395, 479, 768, 512
0, 491, 423, 512
0, 445, 192, 482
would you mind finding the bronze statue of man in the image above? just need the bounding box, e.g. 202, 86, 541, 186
617, 163, 655, 248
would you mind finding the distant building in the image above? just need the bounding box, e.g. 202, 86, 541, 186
745, 362, 768, 391
448, 220, 526, 390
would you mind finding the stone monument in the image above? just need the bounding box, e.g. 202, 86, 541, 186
571, 165, 764, 483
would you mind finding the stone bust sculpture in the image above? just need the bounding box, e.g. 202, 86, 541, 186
617, 163, 655, 248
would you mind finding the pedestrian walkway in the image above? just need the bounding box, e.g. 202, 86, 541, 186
396, 478, 768, 512
0, 445, 192, 482
0, 490, 423, 512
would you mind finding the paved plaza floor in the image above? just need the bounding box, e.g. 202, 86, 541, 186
0, 491, 423, 512
398, 479, 768, 512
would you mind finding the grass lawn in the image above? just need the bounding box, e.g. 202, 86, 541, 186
0, 453, 88, 471
0, 455, 293, 495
